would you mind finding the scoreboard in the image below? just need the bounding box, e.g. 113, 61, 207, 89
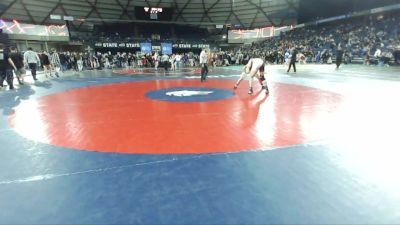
135, 7, 173, 21
228, 27, 275, 43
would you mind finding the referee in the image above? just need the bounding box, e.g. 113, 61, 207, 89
200, 48, 209, 82
336, 47, 344, 69
287, 47, 297, 73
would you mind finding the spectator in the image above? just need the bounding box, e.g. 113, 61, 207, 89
9, 46, 25, 84
23, 47, 40, 81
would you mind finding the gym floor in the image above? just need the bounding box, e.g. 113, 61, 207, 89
0, 64, 399, 224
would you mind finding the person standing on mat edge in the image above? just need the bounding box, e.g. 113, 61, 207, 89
0, 44, 16, 90
50, 48, 61, 77
23, 47, 40, 81
336, 46, 344, 69
9, 46, 25, 85
200, 48, 209, 82
287, 46, 297, 73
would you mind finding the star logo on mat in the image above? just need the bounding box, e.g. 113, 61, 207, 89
165, 90, 213, 97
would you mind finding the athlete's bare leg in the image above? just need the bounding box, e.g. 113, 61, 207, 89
247, 70, 258, 94
258, 71, 269, 94
234, 72, 247, 89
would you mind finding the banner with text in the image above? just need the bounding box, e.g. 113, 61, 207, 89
94, 42, 210, 50
161, 43, 172, 54
0, 19, 69, 41
228, 27, 275, 43
140, 43, 152, 54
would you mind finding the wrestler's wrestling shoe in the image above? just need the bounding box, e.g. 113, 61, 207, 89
248, 87, 253, 95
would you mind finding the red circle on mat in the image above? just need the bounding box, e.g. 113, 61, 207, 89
113, 68, 200, 75
9, 79, 342, 154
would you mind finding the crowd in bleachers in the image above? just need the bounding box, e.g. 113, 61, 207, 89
231, 12, 400, 66
2, 11, 400, 91
46, 51, 201, 71
76, 12, 400, 69
1, 46, 205, 90
77, 23, 211, 45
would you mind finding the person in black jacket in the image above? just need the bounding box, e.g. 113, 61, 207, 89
0, 45, 16, 90
336, 47, 344, 69
287, 47, 297, 73
394, 49, 400, 65
9, 46, 25, 85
